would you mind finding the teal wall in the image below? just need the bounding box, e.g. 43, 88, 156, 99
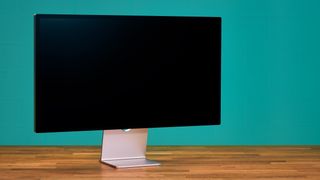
1, 0, 320, 145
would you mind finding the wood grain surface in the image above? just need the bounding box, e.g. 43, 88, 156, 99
0, 146, 320, 179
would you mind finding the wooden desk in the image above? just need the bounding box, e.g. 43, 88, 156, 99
1, 146, 320, 179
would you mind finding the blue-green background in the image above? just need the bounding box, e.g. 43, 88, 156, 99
1, 0, 320, 145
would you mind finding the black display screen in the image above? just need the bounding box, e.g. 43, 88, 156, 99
35, 14, 221, 132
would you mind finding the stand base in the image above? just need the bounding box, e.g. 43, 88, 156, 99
101, 158, 160, 168
100, 128, 160, 168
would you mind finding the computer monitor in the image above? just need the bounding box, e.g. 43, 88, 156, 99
34, 14, 221, 168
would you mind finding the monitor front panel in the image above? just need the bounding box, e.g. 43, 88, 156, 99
35, 14, 221, 132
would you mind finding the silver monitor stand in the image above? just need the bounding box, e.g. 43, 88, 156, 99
100, 128, 160, 168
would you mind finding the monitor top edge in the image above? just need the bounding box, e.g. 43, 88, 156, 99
33, 13, 221, 19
